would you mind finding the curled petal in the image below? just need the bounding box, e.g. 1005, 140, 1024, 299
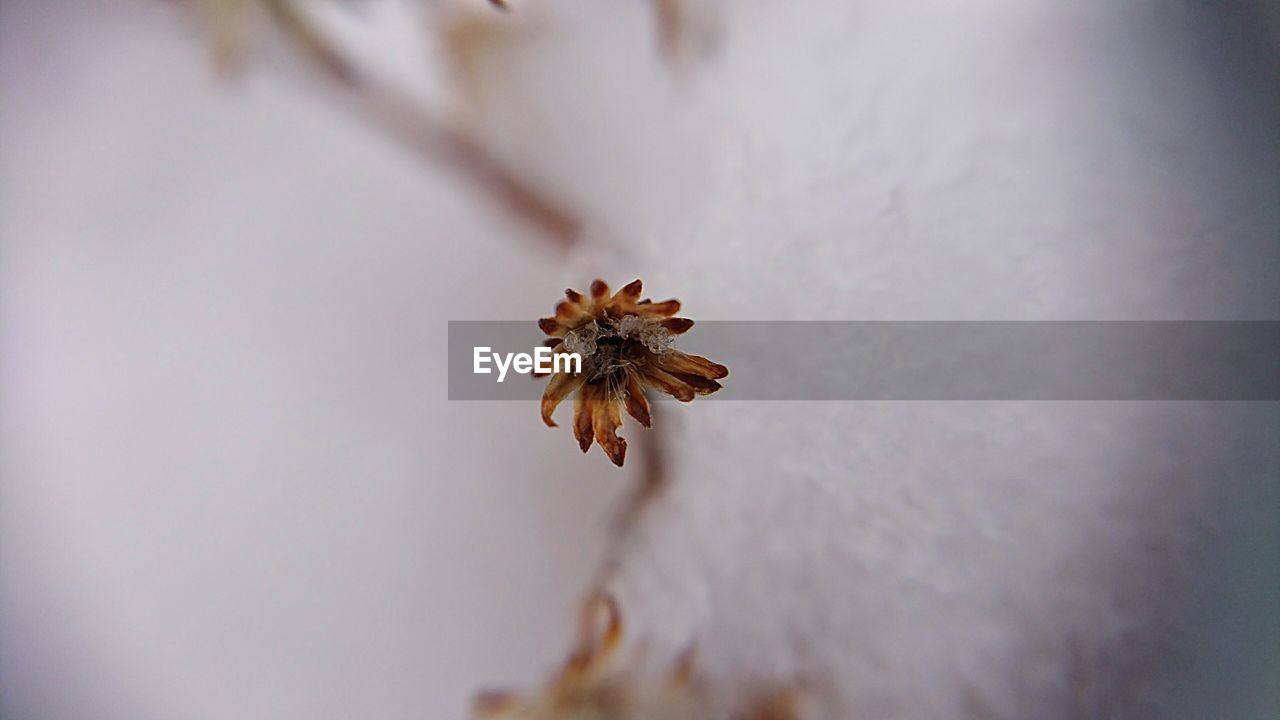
592, 399, 628, 466
564, 287, 588, 307
540, 372, 585, 427
641, 366, 696, 402
573, 388, 596, 452
659, 350, 728, 379
582, 593, 623, 664
538, 317, 566, 337
562, 592, 623, 678
660, 317, 695, 335
623, 373, 652, 428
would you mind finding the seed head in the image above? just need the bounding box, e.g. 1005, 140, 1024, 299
538, 279, 727, 467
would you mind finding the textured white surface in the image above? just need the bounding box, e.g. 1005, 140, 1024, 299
2, 1, 1277, 720
473, 1, 1280, 717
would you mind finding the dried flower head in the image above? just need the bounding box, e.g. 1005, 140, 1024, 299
538, 279, 727, 467
473, 594, 804, 720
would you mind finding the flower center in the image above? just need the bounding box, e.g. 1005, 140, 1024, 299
563, 315, 674, 385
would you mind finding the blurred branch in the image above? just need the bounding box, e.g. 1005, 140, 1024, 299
590, 404, 671, 593
259, 0, 360, 84
292, 56, 584, 247
193, 0, 582, 249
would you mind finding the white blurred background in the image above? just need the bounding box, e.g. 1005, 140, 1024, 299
2, 1, 1277, 719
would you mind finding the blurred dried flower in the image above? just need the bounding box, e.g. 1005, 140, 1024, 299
538, 279, 727, 467
473, 594, 804, 720
471, 593, 700, 720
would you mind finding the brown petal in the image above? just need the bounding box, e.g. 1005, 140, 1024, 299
611, 279, 643, 306
564, 287, 588, 307
544, 337, 564, 348
592, 399, 628, 466
659, 350, 728, 379
633, 299, 681, 317
555, 300, 584, 323
660, 317, 695, 335
623, 373, 652, 428
540, 372, 585, 427
589, 279, 610, 302
538, 317, 566, 337
641, 366, 696, 402
672, 372, 722, 395
573, 389, 596, 453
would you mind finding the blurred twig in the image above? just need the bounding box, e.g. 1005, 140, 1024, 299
589, 404, 670, 593
259, 0, 360, 84
193, 0, 582, 249
296, 60, 583, 246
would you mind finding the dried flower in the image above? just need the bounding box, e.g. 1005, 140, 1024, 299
538, 279, 727, 467
471, 593, 694, 720
473, 594, 804, 720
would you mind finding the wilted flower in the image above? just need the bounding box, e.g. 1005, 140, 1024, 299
473, 594, 804, 720
538, 279, 727, 467
470, 593, 703, 720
